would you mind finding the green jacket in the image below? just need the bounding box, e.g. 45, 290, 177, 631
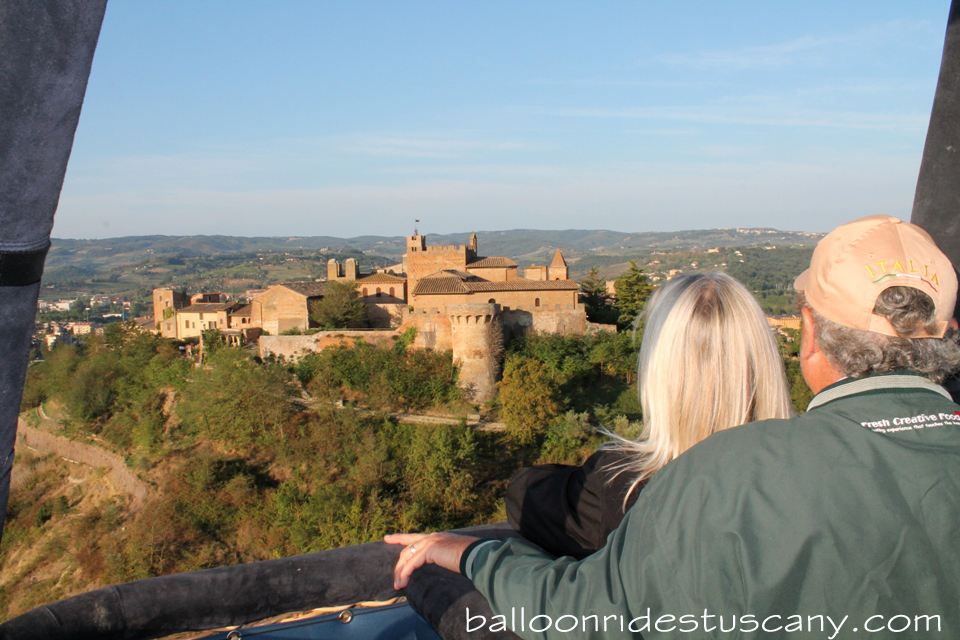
465, 374, 960, 638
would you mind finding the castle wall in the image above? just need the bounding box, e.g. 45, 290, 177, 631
258, 329, 402, 361
407, 312, 453, 353
498, 308, 590, 336
405, 235, 474, 296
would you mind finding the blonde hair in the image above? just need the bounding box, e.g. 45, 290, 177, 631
610, 272, 792, 502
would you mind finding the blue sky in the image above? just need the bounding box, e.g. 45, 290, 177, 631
54, 1, 952, 239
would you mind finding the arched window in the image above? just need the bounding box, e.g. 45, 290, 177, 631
389, 287, 395, 297
376, 287, 382, 297
362, 288, 368, 297
488, 298, 496, 304
535, 298, 541, 307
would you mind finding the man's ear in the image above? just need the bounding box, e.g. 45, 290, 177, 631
799, 306, 844, 394
950, 316, 958, 331
800, 306, 817, 359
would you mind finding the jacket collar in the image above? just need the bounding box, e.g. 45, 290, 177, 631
807, 373, 952, 412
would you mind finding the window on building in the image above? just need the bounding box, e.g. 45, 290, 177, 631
488, 299, 496, 304
389, 287, 395, 297
535, 298, 541, 307
376, 287, 382, 297
362, 288, 368, 297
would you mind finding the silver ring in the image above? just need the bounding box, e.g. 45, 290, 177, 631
408, 544, 417, 553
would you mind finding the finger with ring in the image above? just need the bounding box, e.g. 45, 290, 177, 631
408, 545, 417, 553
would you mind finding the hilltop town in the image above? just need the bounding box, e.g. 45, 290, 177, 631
148, 231, 605, 401
34, 228, 816, 401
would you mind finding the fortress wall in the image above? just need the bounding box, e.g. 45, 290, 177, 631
408, 313, 453, 353
258, 329, 402, 361
499, 308, 589, 335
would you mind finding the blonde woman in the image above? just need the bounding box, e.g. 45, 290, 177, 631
505, 272, 793, 557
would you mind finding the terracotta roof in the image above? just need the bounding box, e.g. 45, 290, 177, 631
231, 304, 252, 317
466, 279, 578, 292
424, 269, 475, 280
276, 281, 328, 297
414, 276, 578, 296
413, 273, 471, 295
550, 249, 568, 268
179, 303, 231, 314
467, 256, 518, 268
359, 273, 406, 284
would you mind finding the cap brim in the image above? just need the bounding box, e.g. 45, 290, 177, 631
794, 269, 810, 292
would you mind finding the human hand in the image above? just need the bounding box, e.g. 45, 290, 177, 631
384, 532, 479, 590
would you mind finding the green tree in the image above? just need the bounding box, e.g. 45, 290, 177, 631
577, 267, 610, 313
69, 297, 89, 317
497, 355, 561, 445
785, 359, 814, 414
308, 280, 368, 329
179, 348, 298, 451
613, 262, 654, 328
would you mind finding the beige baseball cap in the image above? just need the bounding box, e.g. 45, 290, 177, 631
794, 215, 957, 338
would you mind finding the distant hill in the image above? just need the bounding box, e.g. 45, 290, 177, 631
50, 228, 822, 269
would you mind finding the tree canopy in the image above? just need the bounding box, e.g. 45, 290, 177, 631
308, 280, 368, 329
613, 262, 654, 328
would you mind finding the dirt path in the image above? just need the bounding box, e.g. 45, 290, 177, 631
15, 415, 151, 508
387, 412, 505, 431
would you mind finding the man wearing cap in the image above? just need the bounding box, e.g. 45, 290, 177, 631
387, 215, 960, 638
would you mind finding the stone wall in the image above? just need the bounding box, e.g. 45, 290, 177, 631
252, 287, 309, 335
499, 308, 589, 336
258, 329, 403, 361
365, 302, 405, 328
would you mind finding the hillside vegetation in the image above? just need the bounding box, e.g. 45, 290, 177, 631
3, 324, 645, 619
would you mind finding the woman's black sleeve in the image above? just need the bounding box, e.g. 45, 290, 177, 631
505, 448, 642, 558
